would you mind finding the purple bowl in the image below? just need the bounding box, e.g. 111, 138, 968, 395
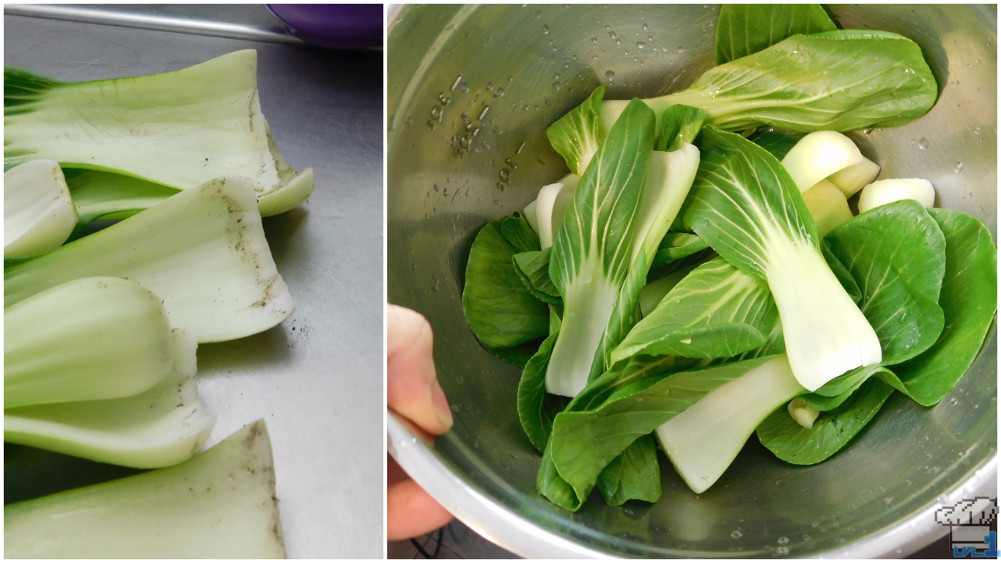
267, 4, 383, 49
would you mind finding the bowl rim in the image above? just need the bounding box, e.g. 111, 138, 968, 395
389, 412, 998, 558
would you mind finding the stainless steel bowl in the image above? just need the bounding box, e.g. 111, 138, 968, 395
387, 5, 997, 558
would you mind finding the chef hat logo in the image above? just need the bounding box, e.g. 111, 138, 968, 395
935, 497, 998, 526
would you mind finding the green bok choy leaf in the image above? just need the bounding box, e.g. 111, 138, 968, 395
602, 30, 937, 134
546, 100, 700, 397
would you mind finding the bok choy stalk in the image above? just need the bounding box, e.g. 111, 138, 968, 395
546, 355, 800, 502
601, 30, 937, 134
4, 177, 295, 343
5, 328, 215, 468
545, 99, 700, 397
655, 355, 804, 493
682, 126, 881, 391
4, 49, 314, 217
4, 159, 77, 258
5, 276, 176, 409
856, 178, 936, 213
4, 420, 285, 558
780, 131, 880, 196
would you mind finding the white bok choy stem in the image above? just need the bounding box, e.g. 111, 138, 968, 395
780, 130, 879, 196
546, 99, 700, 397
4, 177, 296, 343
524, 174, 579, 249
4, 159, 77, 259
657, 355, 804, 494
856, 178, 935, 213
683, 127, 881, 391
5, 276, 175, 409
5, 329, 215, 469
4, 50, 313, 215
4, 420, 285, 558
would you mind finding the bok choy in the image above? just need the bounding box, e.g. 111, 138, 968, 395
459, 4, 996, 509
4, 49, 314, 219
4, 159, 76, 258
5, 276, 177, 409
6, 328, 214, 469
545, 99, 700, 397
4, 420, 285, 558
4, 176, 295, 343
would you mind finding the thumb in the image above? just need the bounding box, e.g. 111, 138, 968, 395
387, 304, 453, 435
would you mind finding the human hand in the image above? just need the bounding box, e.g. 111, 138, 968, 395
386, 304, 455, 540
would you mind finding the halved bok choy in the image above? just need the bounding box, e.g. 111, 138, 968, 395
5, 276, 176, 409
6, 328, 214, 468
4, 176, 296, 343
682, 126, 881, 391
4, 420, 284, 558
545, 99, 701, 397
4, 49, 313, 218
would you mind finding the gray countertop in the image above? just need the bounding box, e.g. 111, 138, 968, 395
4, 5, 384, 558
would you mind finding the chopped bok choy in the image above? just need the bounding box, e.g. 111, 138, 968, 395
4, 49, 314, 219
4, 420, 285, 558
4, 177, 295, 343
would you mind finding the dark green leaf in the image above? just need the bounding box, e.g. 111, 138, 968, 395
547, 86, 607, 176
499, 212, 541, 253
715, 4, 837, 64
537, 442, 584, 511
890, 208, 998, 406
757, 379, 894, 465
461, 218, 549, 352
823, 200, 946, 365
516, 333, 567, 452
512, 248, 561, 306
596, 434, 662, 506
